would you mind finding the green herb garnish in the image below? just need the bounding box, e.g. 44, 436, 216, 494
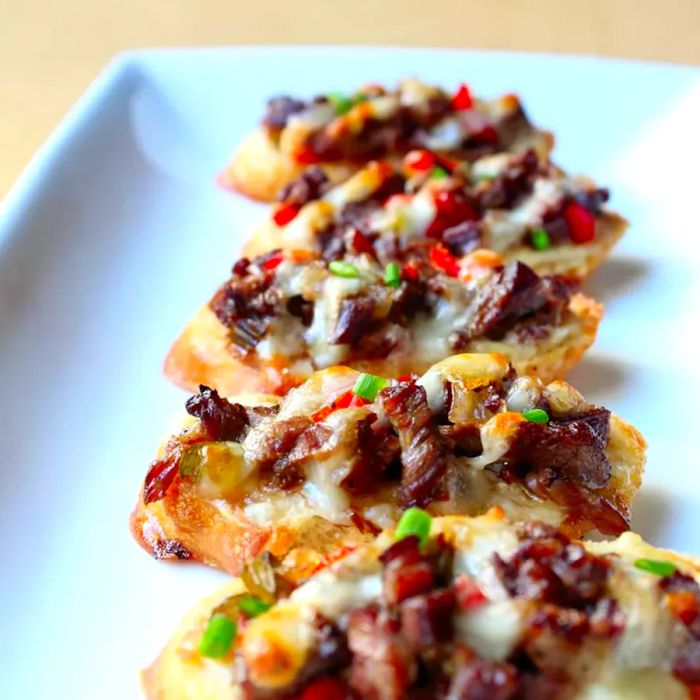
522, 408, 550, 424
353, 373, 389, 402
634, 559, 677, 577
237, 594, 272, 618
384, 262, 401, 288
198, 614, 236, 658
328, 260, 359, 278
531, 228, 551, 251
394, 507, 432, 548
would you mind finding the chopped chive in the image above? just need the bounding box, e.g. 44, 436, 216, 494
634, 558, 677, 577
328, 92, 367, 116
328, 260, 359, 278
199, 614, 237, 658
531, 228, 551, 251
395, 507, 432, 547
384, 262, 401, 288
353, 373, 389, 402
431, 166, 449, 180
238, 594, 272, 619
327, 92, 354, 116
522, 408, 549, 424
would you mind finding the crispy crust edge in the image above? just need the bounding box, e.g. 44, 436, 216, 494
220, 128, 358, 202
162, 291, 603, 397
142, 513, 699, 700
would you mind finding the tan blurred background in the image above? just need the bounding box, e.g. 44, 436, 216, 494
2, 0, 700, 198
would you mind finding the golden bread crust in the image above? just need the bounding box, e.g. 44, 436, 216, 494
143, 513, 697, 700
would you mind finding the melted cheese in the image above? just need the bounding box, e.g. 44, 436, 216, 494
455, 600, 526, 661
291, 569, 383, 619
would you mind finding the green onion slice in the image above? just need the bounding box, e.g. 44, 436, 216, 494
328, 91, 367, 116
353, 373, 388, 402
634, 558, 677, 577
328, 260, 359, 278
384, 262, 401, 288
522, 408, 550, 424
327, 92, 354, 115
237, 594, 272, 618
198, 613, 237, 658
431, 166, 449, 180
531, 228, 551, 251
394, 507, 432, 547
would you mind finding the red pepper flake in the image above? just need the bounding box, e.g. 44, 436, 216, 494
401, 262, 420, 282
429, 244, 461, 277
405, 149, 435, 172
295, 147, 322, 165
351, 229, 377, 258
426, 189, 478, 238
311, 544, 360, 575
261, 251, 285, 271
667, 591, 699, 626
143, 453, 180, 505
350, 512, 382, 535
395, 375, 414, 382
300, 676, 348, 700
563, 201, 596, 244
312, 390, 368, 422
454, 574, 488, 610
452, 83, 473, 111
272, 203, 300, 227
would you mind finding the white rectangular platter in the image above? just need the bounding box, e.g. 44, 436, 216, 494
1, 47, 700, 699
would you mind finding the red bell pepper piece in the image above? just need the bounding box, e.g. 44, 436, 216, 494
563, 201, 596, 244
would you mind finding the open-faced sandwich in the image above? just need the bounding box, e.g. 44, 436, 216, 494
143, 510, 700, 699
164, 243, 603, 397
220, 79, 554, 202
132, 354, 646, 577
243, 153, 626, 281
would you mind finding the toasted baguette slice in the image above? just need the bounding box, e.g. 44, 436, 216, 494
221, 80, 553, 202
143, 511, 698, 700
164, 247, 603, 397
134, 353, 646, 577
240, 156, 627, 282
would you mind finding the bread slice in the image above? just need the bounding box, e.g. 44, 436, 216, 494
164, 247, 603, 397
143, 511, 696, 700
240, 158, 627, 282
134, 353, 646, 577
221, 81, 553, 202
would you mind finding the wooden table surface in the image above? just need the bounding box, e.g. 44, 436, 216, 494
2, 0, 700, 198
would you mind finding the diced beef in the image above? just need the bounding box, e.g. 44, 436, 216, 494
493, 522, 610, 609
446, 658, 519, 700
250, 416, 333, 490
330, 297, 376, 345
456, 262, 570, 344
262, 95, 307, 130
185, 385, 252, 441
572, 188, 609, 216
347, 605, 418, 700
475, 149, 539, 212
673, 640, 700, 685
278, 166, 330, 206
340, 415, 401, 494
379, 380, 448, 508
210, 266, 280, 353
400, 588, 456, 647
286, 294, 314, 327
441, 220, 483, 256
506, 407, 612, 492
